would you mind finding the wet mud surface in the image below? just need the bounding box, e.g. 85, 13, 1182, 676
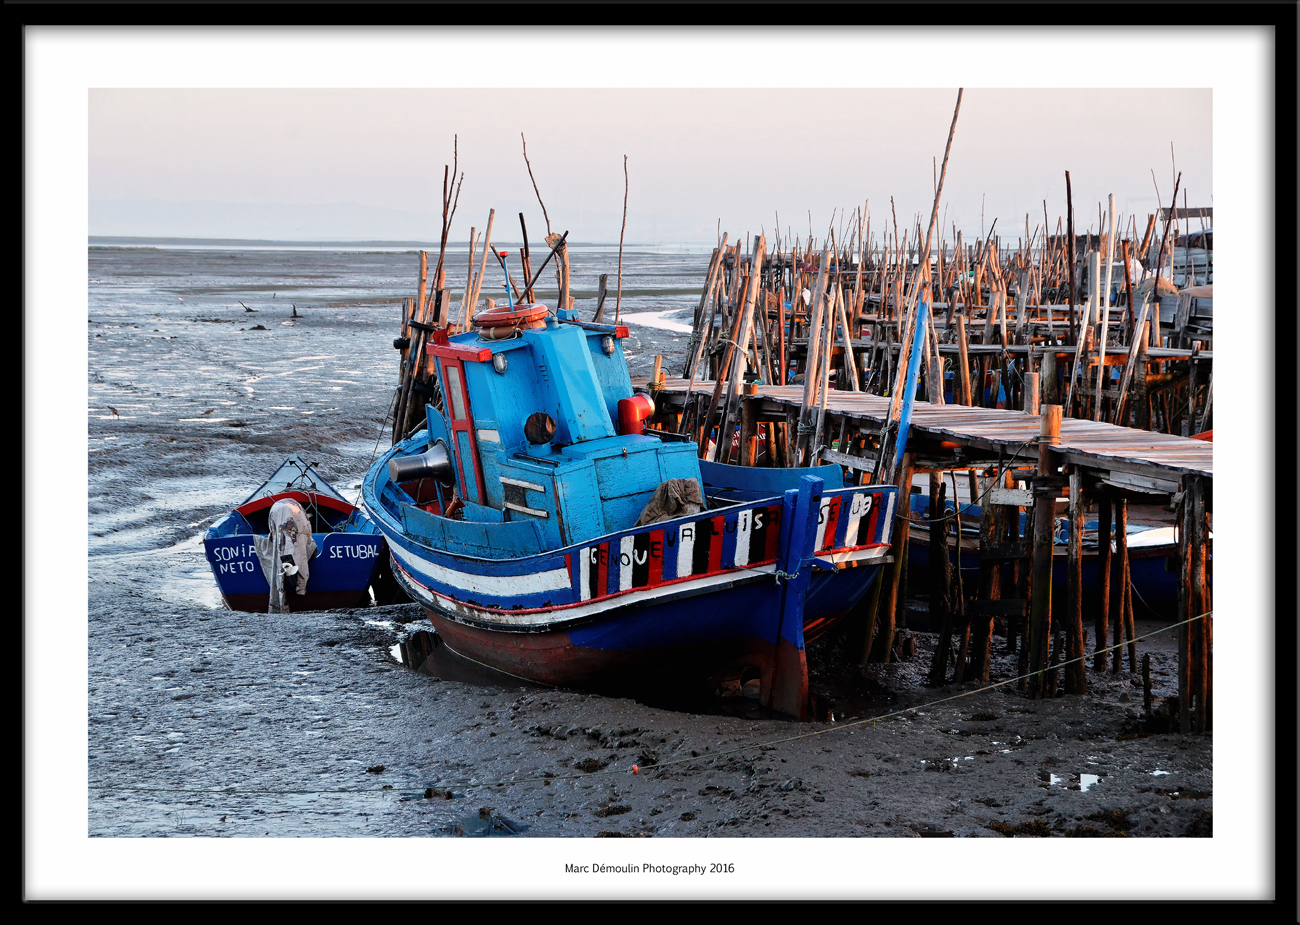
86, 244, 1211, 842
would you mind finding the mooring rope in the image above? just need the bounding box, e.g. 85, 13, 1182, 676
88, 610, 1211, 801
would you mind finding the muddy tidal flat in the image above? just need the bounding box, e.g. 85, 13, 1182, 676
57, 241, 1223, 898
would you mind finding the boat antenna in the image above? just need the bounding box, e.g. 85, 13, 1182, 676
494, 249, 517, 309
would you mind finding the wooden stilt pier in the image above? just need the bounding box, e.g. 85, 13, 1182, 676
644, 376, 1212, 724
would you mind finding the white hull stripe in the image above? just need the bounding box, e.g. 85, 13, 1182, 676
815, 498, 832, 551
579, 546, 596, 601
734, 508, 752, 566
389, 542, 571, 598
398, 558, 777, 628
675, 525, 694, 578
619, 534, 635, 592
844, 493, 865, 544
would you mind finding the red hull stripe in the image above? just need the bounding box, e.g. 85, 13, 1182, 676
708, 515, 725, 574
822, 495, 843, 551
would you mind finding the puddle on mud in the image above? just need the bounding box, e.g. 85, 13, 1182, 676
446, 806, 529, 837
158, 563, 226, 610
1038, 771, 1104, 791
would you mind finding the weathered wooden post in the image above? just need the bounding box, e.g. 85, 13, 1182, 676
1177, 483, 1191, 731
956, 314, 972, 405
1112, 498, 1132, 674
740, 381, 759, 467
968, 471, 1001, 680
1064, 469, 1087, 694
1041, 346, 1058, 406
927, 474, 955, 683
873, 451, 915, 663
1180, 475, 1211, 732
1193, 476, 1211, 731
1027, 404, 1063, 697
1093, 493, 1113, 672
1024, 371, 1040, 415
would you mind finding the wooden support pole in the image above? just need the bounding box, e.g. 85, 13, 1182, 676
1064, 469, 1087, 694
1189, 476, 1209, 731
927, 474, 955, 684
1197, 486, 1211, 731
1093, 492, 1113, 672
874, 452, 915, 662
1177, 482, 1191, 731
795, 246, 832, 466
1112, 497, 1130, 674
1041, 346, 1058, 406
417, 250, 429, 322
1027, 404, 1063, 697
1024, 371, 1040, 415
956, 314, 972, 405
740, 382, 759, 467
594, 273, 610, 323
970, 471, 1001, 678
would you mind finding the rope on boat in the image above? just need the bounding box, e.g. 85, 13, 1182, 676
352, 388, 398, 508
87, 610, 1212, 801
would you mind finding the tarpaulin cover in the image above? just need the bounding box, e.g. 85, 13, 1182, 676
255, 498, 318, 611
634, 478, 704, 527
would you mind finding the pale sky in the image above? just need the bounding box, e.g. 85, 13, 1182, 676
89, 87, 1211, 245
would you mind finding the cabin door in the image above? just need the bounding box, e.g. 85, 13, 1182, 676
439, 359, 486, 504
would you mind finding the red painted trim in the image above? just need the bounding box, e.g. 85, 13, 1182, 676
819, 496, 842, 551
235, 491, 355, 517
648, 530, 664, 586
765, 506, 782, 562
708, 515, 725, 574
615, 326, 629, 338
820, 541, 890, 556
428, 343, 493, 363
440, 358, 487, 503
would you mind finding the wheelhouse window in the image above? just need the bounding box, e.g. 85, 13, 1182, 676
445, 365, 467, 421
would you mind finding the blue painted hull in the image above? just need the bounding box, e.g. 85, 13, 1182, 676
203, 456, 387, 612
204, 528, 385, 612
364, 435, 897, 716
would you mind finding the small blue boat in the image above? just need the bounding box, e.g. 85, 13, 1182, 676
363, 300, 896, 717
204, 455, 386, 612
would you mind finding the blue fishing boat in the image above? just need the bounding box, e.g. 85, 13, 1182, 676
204, 455, 387, 612
363, 299, 896, 718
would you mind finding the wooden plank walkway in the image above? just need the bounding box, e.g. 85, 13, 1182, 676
649, 377, 1213, 484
